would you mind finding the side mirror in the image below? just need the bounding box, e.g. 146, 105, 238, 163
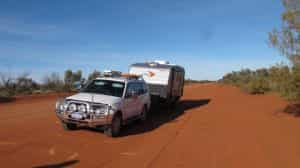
77, 84, 82, 91
73, 81, 84, 91
76, 84, 82, 91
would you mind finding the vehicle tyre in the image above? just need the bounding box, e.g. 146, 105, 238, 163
173, 96, 180, 105
104, 114, 122, 137
140, 106, 148, 122
62, 122, 77, 130
168, 96, 180, 108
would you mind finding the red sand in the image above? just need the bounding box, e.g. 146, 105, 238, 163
1, 83, 300, 168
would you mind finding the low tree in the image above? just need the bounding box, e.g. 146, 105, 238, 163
73, 70, 82, 82
269, 0, 300, 100
64, 69, 83, 91
64, 70, 73, 85
293, 63, 300, 99
0, 72, 15, 97
88, 70, 101, 81
269, 0, 300, 65
43, 73, 64, 92
15, 73, 39, 94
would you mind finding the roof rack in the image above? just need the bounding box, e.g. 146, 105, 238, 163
121, 73, 143, 80
100, 70, 143, 81
102, 70, 122, 77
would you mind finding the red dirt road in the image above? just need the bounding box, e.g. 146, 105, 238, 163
1, 84, 300, 168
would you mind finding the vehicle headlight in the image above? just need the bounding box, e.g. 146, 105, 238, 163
55, 99, 67, 113
68, 103, 77, 112
92, 105, 109, 117
78, 104, 87, 113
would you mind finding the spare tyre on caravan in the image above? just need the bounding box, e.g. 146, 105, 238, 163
129, 61, 185, 105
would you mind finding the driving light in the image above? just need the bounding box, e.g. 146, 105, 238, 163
68, 103, 77, 112
78, 104, 87, 113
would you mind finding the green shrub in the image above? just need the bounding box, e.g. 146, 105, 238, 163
0, 73, 16, 97
292, 63, 300, 100
220, 64, 299, 101
15, 73, 39, 95
42, 73, 65, 92
0, 89, 13, 97
64, 70, 83, 91
0, 69, 87, 97
88, 70, 101, 81
185, 79, 215, 84
242, 77, 270, 94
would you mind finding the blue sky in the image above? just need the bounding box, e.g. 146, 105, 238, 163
0, 0, 286, 81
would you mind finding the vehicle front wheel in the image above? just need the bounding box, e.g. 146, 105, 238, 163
104, 114, 122, 137
62, 122, 77, 130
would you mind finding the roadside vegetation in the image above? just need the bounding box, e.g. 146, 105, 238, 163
221, 0, 300, 103
185, 79, 215, 85
0, 70, 214, 98
220, 64, 297, 99
0, 70, 101, 99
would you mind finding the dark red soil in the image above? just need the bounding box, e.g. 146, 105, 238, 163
1, 84, 300, 168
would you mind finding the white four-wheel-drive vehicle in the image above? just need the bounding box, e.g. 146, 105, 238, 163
55, 75, 151, 137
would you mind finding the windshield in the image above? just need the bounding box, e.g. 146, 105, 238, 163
81, 80, 125, 98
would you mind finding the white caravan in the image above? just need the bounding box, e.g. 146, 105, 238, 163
129, 61, 185, 104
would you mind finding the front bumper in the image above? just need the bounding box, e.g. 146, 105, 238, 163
56, 112, 113, 127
